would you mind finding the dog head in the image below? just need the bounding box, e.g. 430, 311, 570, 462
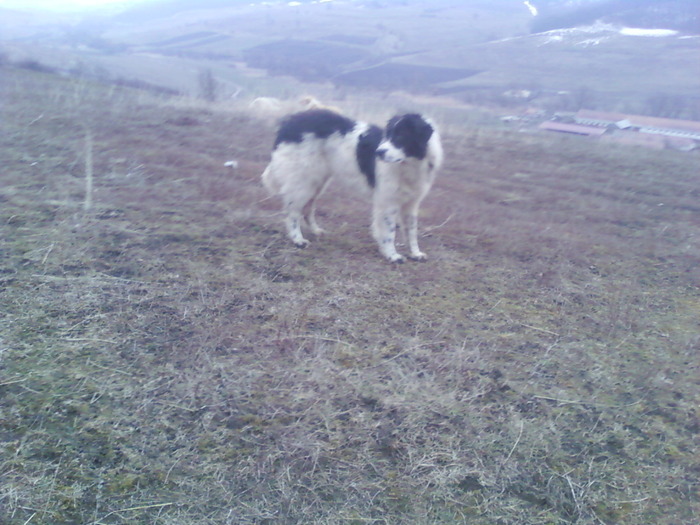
376, 113, 434, 163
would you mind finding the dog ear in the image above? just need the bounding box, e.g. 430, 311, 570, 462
417, 119, 434, 143
386, 115, 400, 133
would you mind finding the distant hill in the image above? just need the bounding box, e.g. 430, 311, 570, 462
112, 0, 250, 22
1, 0, 697, 118
531, 0, 700, 34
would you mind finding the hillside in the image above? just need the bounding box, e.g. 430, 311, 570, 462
416, 24, 700, 115
531, 0, 700, 34
1, 67, 698, 524
1, 0, 698, 119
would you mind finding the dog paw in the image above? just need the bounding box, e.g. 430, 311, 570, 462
293, 239, 310, 248
409, 252, 427, 261
388, 254, 405, 264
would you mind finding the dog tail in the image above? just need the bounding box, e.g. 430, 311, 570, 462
261, 164, 280, 195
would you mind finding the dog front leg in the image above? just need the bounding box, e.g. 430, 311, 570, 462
402, 203, 427, 261
372, 205, 404, 263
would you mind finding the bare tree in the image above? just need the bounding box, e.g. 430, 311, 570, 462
198, 68, 219, 102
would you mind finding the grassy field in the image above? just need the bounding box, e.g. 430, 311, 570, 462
1, 68, 699, 524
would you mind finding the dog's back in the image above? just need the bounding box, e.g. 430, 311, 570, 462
273, 109, 356, 149
261, 109, 382, 248
263, 109, 381, 194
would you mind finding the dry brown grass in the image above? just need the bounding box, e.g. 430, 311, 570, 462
0, 68, 698, 524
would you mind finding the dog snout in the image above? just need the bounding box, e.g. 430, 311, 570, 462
376, 148, 403, 163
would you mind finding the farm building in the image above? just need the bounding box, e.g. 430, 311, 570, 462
574, 110, 700, 141
539, 120, 607, 136
539, 110, 699, 150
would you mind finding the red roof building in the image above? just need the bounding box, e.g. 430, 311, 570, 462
539, 121, 608, 136
575, 110, 700, 140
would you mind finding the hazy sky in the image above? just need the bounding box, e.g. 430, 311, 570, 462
0, 0, 135, 10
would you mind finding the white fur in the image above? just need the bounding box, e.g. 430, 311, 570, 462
249, 96, 283, 112
299, 95, 343, 113
250, 96, 340, 120
262, 116, 443, 262
262, 122, 373, 248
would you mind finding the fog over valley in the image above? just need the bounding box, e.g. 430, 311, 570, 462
1, 0, 698, 116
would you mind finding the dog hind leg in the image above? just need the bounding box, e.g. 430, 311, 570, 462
284, 197, 310, 248
302, 177, 331, 236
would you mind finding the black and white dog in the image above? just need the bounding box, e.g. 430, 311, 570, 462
261, 109, 443, 262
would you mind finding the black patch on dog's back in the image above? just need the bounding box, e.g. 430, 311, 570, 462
356, 125, 383, 188
386, 113, 434, 160
274, 109, 356, 148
